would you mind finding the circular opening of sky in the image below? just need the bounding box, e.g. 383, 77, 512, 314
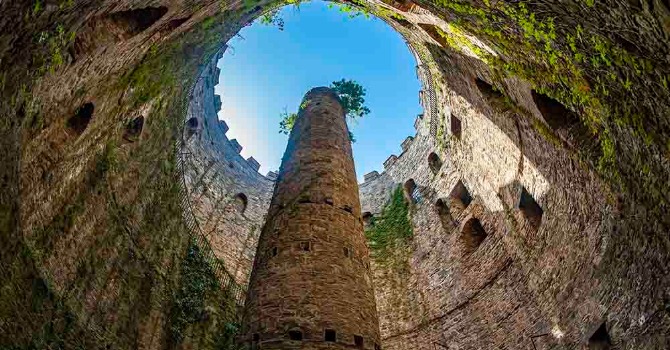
215, 0, 422, 180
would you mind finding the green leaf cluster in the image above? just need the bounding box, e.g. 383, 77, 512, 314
168, 243, 220, 345
278, 79, 369, 142
331, 78, 371, 119
365, 186, 413, 262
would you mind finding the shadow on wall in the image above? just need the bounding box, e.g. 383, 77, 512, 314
423, 42, 597, 187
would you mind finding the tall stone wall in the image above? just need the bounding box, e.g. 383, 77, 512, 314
242, 87, 381, 350
1, 0, 669, 349
357, 15, 668, 348
183, 53, 274, 287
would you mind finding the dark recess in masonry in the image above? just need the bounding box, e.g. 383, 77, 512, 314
475, 77, 504, 100
288, 330, 303, 341
428, 152, 442, 174
517, 186, 543, 230
325, 329, 337, 342
451, 114, 462, 140
404, 179, 418, 203
588, 322, 611, 349
67, 102, 95, 136
108, 6, 169, 38
531, 90, 580, 130
299, 241, 311, 252
362, 212, 373, 227
461, 217, 487, 254
123, 115, 144, 142
449, 180, 472, 216
234, 193, 248, 213
354, 335, 364, 348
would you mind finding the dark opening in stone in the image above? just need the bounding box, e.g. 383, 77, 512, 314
252, 333, 259, 342
186, 117, 199, 128
531, 90, 580, 130
475, 77, 504, 100
517, 186, 543, 230
234, 193, 248, 213
288, 330, 303, 341
404, 179, 418, 203
186, 117, 199, 138
451, 115, 462, 140
271, 247, 278, 257
123, 115, 144, 142
588, 322, 611, 349
461, 218, 487, 254
362, 212, 373, 226
418, 23, 447, 48
354, 335, 364, 348
428, 152, 442, 174
387, 0, 415, 12
108, 6, 169, 38
435, 198, 453, 229
67, 102, 95, 136
343, 247, 351, 257
163, 17, 190, 32
449, 180, 472, 216
390, 16, 413, 28
325, 329, 336, 342
300, 241, 311, 252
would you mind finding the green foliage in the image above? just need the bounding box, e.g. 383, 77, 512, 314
331, 78, 371, 119
119, 47, 177, 107
365, 186, 413, 263
32, 0, 43, 16
429, 0, 670, 200
278, 108, 297, 135
168, 242, 220, 345
34, 24, 76, 74
328, 1, 371, 19
278, 79, 369, 142
260, 10, 285, 30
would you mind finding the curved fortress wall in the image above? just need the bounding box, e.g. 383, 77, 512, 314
242, 88, 381, 349
358, 24, 664, 349
2, 0, 669, 349
183, 53, 274, 286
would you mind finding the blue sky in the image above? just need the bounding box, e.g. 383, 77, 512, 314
215, 1, 422, 181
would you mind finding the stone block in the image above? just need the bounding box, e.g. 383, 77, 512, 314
230, 139, 243, 153
246, 156, 260, 172
364, 171, 380, 182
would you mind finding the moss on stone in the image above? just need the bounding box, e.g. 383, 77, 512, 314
365, 185, 413, 264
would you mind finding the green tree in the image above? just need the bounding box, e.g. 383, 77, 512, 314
278, 79, 370, 140
259, 10, 285, 30
331, 78, 371, 119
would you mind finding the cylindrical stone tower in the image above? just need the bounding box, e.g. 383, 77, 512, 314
241, 87, 381, 350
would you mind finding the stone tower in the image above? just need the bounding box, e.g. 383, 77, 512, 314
241, 87, 381, 349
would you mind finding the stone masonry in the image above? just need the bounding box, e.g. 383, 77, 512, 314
241, 88, 381, 350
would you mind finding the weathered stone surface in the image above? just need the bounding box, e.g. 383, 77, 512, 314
242, 88, 381, 350
1, 0, 669, 349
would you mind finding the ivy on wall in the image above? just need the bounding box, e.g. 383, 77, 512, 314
168, 242, 220, 344
167, 242, 240, 349
365, 185, 413, 264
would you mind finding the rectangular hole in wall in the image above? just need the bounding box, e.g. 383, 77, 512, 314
299, 241, 311, 252
518, 186, 543, 229
324, 329, 336, 342
588, 322, 611, 349
288, 330, 303, 341
451, 115, 462, 139
354, 335, 364, 348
